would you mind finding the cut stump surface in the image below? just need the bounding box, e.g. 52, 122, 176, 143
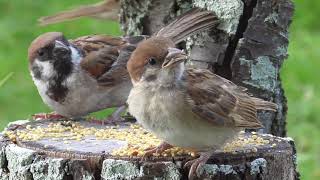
0, 119, 299, 180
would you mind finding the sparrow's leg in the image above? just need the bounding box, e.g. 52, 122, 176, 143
32, 112, 66, 120
184, 150, 215, 180
143, 142, 173, 159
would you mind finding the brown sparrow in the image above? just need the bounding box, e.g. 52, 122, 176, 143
28, 8, 214, 121
126, 10, 277, 179
28, 32, 147, 121
38, 0, 119, 26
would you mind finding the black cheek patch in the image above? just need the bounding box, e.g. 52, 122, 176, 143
31, 64, 43, 79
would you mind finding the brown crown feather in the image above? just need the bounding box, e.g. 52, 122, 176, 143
28, 32, 64, 63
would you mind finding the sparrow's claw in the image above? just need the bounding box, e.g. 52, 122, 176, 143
184, 151, 213, 180
142, 142, 172, 160
32, 112, 66, 120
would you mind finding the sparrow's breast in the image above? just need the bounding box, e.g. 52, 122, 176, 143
31, 62, 129, 117
54, 70, 130, 117
127, 84, 241, 150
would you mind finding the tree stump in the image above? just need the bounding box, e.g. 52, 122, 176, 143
0, 119, 298, 180
120, 0, 294, 137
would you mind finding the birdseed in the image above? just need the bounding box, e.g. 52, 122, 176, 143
3, 121, 280, 157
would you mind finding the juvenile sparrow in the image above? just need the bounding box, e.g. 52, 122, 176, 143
28, 32, 146, 121
126, 10, 277, 179
38, 0, 119, 26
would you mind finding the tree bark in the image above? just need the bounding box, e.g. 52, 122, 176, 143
120, 0, 294, 137
0, 120, 299, 180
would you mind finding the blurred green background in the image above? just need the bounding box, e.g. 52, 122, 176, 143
0, 0, 318, 179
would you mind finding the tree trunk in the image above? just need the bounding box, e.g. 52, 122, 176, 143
120, 0, 294, 137
0, 120, 299, 180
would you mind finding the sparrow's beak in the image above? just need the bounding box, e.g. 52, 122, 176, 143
54, 40, 68, 50
162, 48, 187, 68
53, 40, 71, 58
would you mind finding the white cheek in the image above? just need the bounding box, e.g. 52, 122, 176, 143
33, 59, 55, 78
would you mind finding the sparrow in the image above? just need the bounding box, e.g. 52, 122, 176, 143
38, 0, 119, 26
126, 10, 277, 179
28, 31, 147, 121
28, 8, 213, 122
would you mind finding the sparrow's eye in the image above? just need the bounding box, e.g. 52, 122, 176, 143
148, 57, 157, 65
38, 50, 44, 57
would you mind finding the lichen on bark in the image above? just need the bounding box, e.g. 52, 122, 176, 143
240, 56, 278, 92
101, 159, 141, 179
30, 158, 68, 180
193, 0, 244, 34
6, 144, 35, 179
120, 0, 152, 35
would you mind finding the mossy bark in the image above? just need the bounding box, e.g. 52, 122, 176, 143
120, 0, 294, 137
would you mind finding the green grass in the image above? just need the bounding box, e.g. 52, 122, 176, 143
0, 0, 121, 124
283, 31, 320, 179
281, 1, 320, 179
0, 72, 14, 87
282, 29, 320, 180
0, 0, 319, 179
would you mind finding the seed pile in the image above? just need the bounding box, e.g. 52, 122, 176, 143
223, 131, 278, 154
3, 121, 196, 157
3, 121, 280, 157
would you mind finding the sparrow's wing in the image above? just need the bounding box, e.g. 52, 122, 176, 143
96, 45, 135, 86
72, 35, 147, 86
38, 0, 119, 26
156, 8, 219, 44
71, 35, 125, 80
96, 36, 148, 86
185, 68, 264, 128
72, 34, 126, 52
79, 46, 119, 80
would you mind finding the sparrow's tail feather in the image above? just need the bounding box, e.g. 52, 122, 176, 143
156, 8, 219, 43
38, 0, 119, 26
251, 97, 278, 112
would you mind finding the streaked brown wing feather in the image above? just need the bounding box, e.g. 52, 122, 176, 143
97, 44, 137, 86
72, 35, 147, 86
71, 35, 126, 81
185, 68, 262, 128
96, 36, 148, 86
71, 35, 126, 54
79, 47, 118, 79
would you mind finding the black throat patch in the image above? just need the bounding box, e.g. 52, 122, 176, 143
46, 56, 73, 103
